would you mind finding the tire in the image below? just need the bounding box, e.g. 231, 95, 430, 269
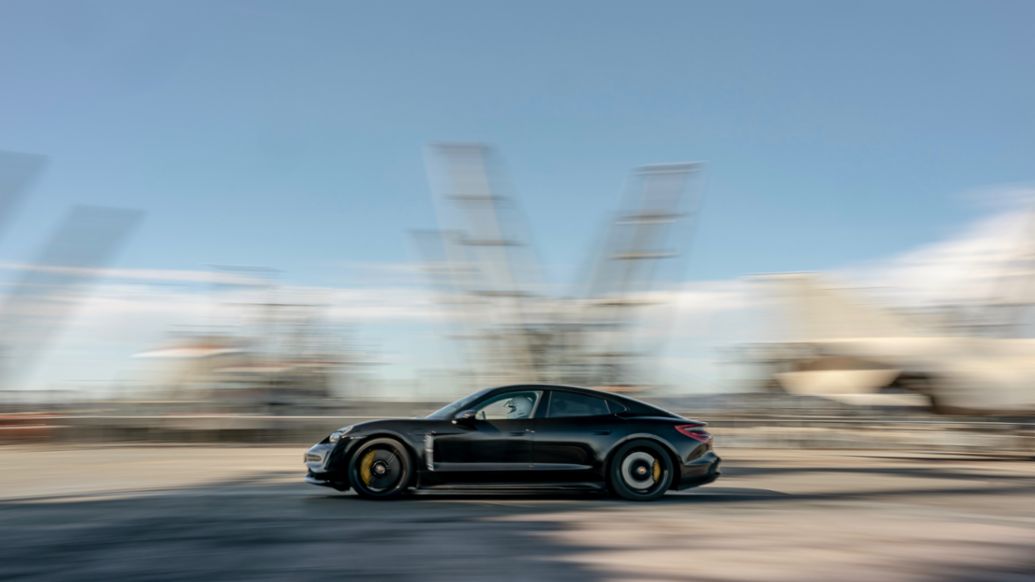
348, 437, 414, 500
607, 440, 674, 501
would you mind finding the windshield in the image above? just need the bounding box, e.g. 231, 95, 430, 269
425, 388, 493, 420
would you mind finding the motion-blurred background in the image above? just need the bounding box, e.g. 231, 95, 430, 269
2, 2, 1034, 580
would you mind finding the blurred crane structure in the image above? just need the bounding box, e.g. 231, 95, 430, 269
131, 265, 358, 412
416, 144, 702, 392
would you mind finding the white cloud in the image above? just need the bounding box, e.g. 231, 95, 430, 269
0, 262, 270, 286
836, 191, 1035, 306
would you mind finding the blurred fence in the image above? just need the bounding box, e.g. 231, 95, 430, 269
3, 411, 1033, 455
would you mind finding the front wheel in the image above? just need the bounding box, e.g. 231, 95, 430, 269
348, 438, 414, 499
608, 440, 674, 501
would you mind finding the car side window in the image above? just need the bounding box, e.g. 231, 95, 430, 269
474, 390, 542, 420
546, 391, 611, 418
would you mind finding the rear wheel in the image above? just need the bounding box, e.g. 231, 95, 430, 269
348, 438, 413, 499
608, 440, 674, 501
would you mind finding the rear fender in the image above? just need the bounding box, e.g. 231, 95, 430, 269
604, 433, 684, 489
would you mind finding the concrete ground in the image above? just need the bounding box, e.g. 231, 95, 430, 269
1, 446, 1034, 581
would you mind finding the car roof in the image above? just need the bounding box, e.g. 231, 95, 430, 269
489, 383, 610, 396
480, 383, 680, 418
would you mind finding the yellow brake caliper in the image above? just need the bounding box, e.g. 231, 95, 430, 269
359, 450, 376, 486
652, 458, 661, 482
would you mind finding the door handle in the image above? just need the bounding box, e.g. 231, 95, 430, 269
509, 428, 535, 436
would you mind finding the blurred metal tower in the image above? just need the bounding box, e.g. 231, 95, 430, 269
417, 144, 702, 391
0, 205, 143, 387
0, 149, 147, 391
420, 144, 541, 385
575, 162, 702, 387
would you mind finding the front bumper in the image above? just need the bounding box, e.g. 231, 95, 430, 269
675, 450, 720, 490
304, 442, 350, 491
305, 472, 350, 491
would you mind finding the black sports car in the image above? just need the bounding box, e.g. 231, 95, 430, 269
304, 384, 720, 501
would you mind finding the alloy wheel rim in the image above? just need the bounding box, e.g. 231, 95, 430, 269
621, 451, 662, 491
358, 447, 403, 492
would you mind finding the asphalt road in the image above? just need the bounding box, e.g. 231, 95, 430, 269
1, 446, 1034, 581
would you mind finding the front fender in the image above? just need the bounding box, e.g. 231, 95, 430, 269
337, 429, 424, 474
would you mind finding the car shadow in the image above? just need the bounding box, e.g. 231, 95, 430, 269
312, 477, 1035, 506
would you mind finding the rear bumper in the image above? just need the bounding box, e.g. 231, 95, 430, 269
675, 450, 720, 490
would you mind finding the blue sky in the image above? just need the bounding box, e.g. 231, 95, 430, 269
1, 1, 1034, 393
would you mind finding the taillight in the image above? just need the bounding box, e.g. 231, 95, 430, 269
675, 424, 712, 443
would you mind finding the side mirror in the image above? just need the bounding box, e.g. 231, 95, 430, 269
452, 409, 478, 425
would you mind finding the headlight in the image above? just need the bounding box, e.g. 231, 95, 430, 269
328, 425, 353, 443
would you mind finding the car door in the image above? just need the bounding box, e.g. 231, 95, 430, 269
530, 390, 617, 482
431, 389, 542, 478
